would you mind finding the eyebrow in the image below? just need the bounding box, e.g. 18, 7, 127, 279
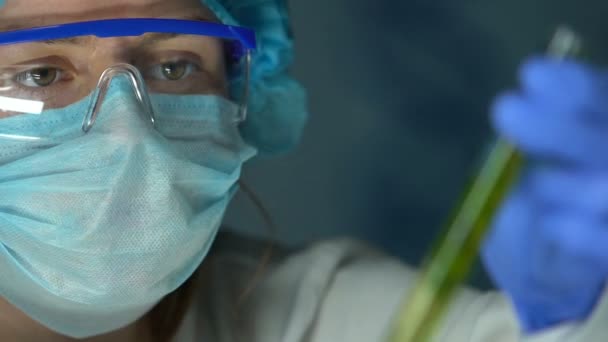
36, 33, 184, 47
41, 37, 90, 45
139, 33, 183, 46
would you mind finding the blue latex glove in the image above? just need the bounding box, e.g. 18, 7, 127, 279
482, 57, 608, 332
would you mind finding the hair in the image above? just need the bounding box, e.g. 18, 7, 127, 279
146, 181, 277, 342
147, 267, 202, 342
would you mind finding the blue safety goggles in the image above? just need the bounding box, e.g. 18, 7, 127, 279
0, 18, 256, 58
0, 18, 257, 139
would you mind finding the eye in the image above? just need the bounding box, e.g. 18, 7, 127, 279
15, 67, 63, 87
150, 61, 198, 81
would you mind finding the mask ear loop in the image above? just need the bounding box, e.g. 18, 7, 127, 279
82, 64, 156, 133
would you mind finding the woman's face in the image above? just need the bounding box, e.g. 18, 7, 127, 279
0, 1, 229, 340
0, 0, 228, 118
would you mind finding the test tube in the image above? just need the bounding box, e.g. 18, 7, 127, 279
388, 27, 582, 342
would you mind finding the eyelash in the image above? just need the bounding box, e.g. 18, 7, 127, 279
13, 60, 202, 89
145, 61, 201, 81
14, 68, 66, 88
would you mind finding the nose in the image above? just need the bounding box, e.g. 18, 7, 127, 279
82, 64, 156, 133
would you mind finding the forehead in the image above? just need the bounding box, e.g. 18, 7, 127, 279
0, 0, 213, 31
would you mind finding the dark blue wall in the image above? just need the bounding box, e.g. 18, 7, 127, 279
225, 1, 608, 289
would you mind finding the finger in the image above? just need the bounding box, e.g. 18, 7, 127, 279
527, 167, 608, 215
492, 93, 608, 167
540, 212, 608, 270
519, 57, 608, 122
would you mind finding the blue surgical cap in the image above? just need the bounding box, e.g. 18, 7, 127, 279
0, 0, 308, 155
202, 0, 308, 155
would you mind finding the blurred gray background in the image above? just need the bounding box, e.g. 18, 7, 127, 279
224, 1, 608, 288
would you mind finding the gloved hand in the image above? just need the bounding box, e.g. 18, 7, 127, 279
482, 57, 608, 332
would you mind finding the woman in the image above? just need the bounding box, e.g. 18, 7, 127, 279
0, 0, 607, 341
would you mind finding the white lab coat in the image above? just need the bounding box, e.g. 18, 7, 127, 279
173, 234, 608, 341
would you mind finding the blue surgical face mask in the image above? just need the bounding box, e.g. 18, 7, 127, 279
0, 80, 256, 338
